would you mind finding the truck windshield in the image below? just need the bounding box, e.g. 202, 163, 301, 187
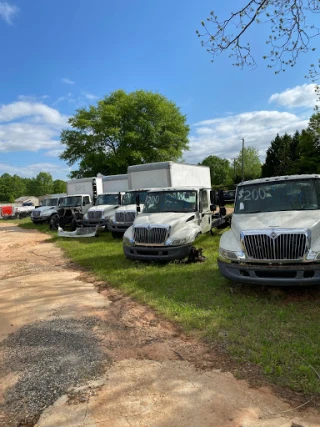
41, 198, 58, 207
95, 194, 119, 206
123, 191, 148, 206
234, 179, 320, 214
143, 191, 197, 213
59, 196, 82, 207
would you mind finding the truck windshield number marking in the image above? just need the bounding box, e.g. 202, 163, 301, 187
238, 188, 266, 201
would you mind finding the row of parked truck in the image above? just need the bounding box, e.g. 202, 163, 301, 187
31, 161, 320, 286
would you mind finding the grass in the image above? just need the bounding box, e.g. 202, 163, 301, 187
6, 217, 320, 396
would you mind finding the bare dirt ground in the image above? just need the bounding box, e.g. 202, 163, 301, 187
0, 222, 319, 427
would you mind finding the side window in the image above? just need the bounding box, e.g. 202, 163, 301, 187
200, 190, 208, 210
83, 196, 90, 205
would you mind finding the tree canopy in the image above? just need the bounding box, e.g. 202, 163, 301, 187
197, 1, 320, 84
198, 155, 233, 186
60, 90, 190, 178
234, 146, 262, 182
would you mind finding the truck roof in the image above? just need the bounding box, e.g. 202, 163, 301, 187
127, 162, 209, 173
102, 174, 128, 182
238, 174, 320, 186
148, 187, 211, 192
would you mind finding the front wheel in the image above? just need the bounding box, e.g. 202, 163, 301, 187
112, 231, 123, 239
49, 214, 59, 230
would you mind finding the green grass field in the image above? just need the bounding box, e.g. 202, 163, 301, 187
6, 217, 320, 396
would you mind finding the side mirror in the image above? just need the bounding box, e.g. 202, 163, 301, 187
136, 194, 140, 207
210, 190, 216, 205
137, 206, 141, 213
199, 201, 203, 213
118, 192, 122, 205
218, 189, 225, 207
83, 200, 86, 206
210, 204, 216, 212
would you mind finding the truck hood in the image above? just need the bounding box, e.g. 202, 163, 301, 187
116, 204, 142, 212
233, 210, 320, 239
33, 206, 55, 214
133, 212, 195, 235
89, 205, 118, 213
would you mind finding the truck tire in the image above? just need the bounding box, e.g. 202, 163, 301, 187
49, 214, 59, 230
71, 219, 78, 231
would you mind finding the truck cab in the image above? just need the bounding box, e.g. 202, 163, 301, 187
123, 187, 214, 261
31, 194, 66, 224
82, 192, 124, 227
218, 174, 320, 286
107, 189, 149, 236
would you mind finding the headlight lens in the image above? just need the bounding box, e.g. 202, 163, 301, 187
219, 248, 245, 261
123, 236, 134, 246
306, 250, 320, 261
165, 237, 189, 246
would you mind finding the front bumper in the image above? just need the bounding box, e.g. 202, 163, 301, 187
218, 259, 320, 286
31, 216, 49, 223
108, 222, 132, 233
124, 244, 192, 261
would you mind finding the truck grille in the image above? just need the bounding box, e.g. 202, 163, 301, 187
243, 232, 307, 261
88, 211, 102, 219
32, 211, 41, 217
134, 226, 168, 245
116, 211, 136, 223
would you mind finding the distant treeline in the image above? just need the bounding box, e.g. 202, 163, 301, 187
0, 172, 66, 203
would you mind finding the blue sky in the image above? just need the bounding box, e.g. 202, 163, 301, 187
0, 0, 318, 180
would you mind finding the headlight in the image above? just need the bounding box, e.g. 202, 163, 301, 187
83, 213, 88, 219
165, 237, 190, 246
305, 250, 320, 261
123, 236, 134, 246
219, 248, 245, 261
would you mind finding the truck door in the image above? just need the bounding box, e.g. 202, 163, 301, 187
199, 189, 211, 233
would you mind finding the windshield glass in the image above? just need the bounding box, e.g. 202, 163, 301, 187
59, 196, 82, 207
41, 198, 58, 207
95, 194, 119, 206
234, 179, 320, 214
123, 191, 148, 206
143, 191, 197, 213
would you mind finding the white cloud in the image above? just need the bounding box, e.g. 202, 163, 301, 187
0, 101, 68, 153
185, 110, 308, 164
0, 1, 18, 25
45, 149, 64, 157
269, 84, 318, 108
18, 94, 49, 102
61, 77, 75, 85
82, 92, 98, 100
0, 162, 70, 179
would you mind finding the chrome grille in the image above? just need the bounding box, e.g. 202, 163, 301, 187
134, 226, 168, 245
32, 211, 41, 217
116, 211, 136, 223
88, 211, 102, 219
243, 233, 307, 261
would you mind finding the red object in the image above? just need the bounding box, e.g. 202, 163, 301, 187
1, 205, 13, 215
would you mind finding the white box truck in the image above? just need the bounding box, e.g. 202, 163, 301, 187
51, 176, 103, 230
123, 162, 214, 261
218, 174, 320, 286
82, 174, 128, 227
31, 193, 67, 224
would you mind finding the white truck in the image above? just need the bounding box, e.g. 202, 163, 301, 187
82, 174, 128, 227
31, 194, 67, 224
51, 176, 103, 230
107, 166, 155, 236
218, 174, 320, 286
123, 162, 214, 261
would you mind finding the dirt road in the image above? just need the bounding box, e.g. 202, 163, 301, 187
0, 223, 319, 427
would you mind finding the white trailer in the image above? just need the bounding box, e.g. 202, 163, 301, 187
123, 162, 214, 261
67, 176, 103, 198
102, 174, 128, 192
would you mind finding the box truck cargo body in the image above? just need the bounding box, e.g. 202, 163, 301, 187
102, 174, 128, 192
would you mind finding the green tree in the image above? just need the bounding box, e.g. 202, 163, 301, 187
262, 133, 294, 177
197, 1, 320, 86
0, 174, 15, 202
198, 155, 233, 186
53, 179, 67, 194
60, 90, 190, 178
28, 172, 54, 196
234, 146, 261, 182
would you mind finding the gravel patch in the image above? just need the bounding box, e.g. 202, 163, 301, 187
0, 317, 109, 427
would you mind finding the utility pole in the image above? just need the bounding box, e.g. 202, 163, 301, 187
241, 138, 245, 182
